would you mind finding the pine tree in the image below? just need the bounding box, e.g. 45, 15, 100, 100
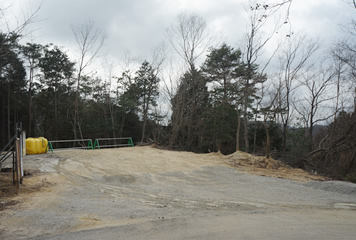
135, 61, 160, 142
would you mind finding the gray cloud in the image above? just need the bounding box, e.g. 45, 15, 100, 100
3, 0, 356, 70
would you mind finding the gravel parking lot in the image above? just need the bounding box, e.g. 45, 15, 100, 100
1, 146, 356, 240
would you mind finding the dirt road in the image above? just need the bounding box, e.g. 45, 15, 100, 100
1, 146, 356, 239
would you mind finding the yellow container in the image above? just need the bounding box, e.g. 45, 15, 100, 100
26, 138, 36, 155
39, 137, 48, 153
34, 138, 41, 153
26, 137, 48, 154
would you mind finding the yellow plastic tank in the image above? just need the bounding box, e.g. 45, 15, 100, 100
26, 137, 48, 154
39, 137, 48, 153
34, 138, 41, 154
26, 138, 36, 155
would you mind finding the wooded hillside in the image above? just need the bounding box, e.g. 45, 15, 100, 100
1, 2, 356, 180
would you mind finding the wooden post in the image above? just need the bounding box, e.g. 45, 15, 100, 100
20, 129, 24, 184
15, 138, 21, 194
12, 151, 15, 184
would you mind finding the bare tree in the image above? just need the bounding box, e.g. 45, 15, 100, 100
150, 42, 166, 74
255, 0, 356, 16
330, 21, 356, 114
259, 83, 280, 158
276, 34, 318, 151
167, 12, 213, 72
0, 0, 42, 37
239, 0, 280, 152
161, 59, 183, 105
294, 66, 336, 152
71, 20, 105, 140
255, 0, 292, 11
101, 58, 117, 141
167, 12, 213, 149
330, 47, 349, 119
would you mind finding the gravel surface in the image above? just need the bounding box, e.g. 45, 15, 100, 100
1, 146, 356, 240
304, 180, 356, 195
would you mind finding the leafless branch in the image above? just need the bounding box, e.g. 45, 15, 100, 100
1, 0, 43, 38
167, 12, 215, 71
71, 20, 106, 140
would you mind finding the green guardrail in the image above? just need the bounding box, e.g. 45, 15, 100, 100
47, 139, 94, 152
94, 137, 134, 149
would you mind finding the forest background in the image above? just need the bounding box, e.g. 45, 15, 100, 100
1, 0, 356, 181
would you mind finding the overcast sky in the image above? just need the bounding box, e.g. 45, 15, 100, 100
2, 0, 356, 73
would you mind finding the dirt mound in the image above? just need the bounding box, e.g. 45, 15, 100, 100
224, 151, 327, 182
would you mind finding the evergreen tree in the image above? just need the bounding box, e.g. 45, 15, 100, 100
0, 33, 26, 146
117, 71, 140, 138
201, 43, 242, 152
237, 61, 266, 152
21, 43, 43, 136
202, 43, 241, 101
37, 44, 75, 140
135, 61, 160, 142
170, 68, 209, 152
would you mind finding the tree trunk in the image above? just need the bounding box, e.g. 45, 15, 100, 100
28, 90, 32, 136
309, 104, 314, 152
119, 111, 126, 138
236, 107, 241, 151
78, 119, 85, 143
141, 114, 147, 143
169, 106, 183, 148
334, 70, 340, 121
110, 110, 116, 142
187, 104, 195, 150
243, 95, 249, 152
2, 94, 6, 145
281, 93, 290, 152
282, 122, 287, 152
264, 121, 271, 159
54, 89, 58, 140
309, 123, 313, 153
102, 106, 109, 137
28, 68, 33, 136
141, 92, 151, 142
253, 111, 258, 153
7, 81, 11, 141
141, 102, 148, 143
73, 76, 80, 140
